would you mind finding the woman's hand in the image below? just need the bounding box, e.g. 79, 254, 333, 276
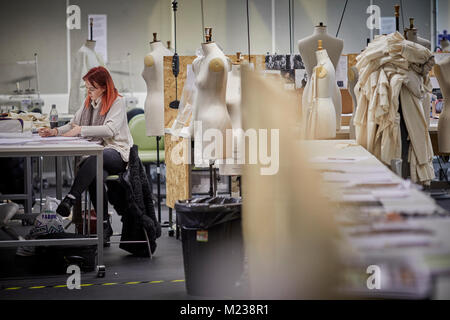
38, 127, 57, 137
62, 124, 82, 137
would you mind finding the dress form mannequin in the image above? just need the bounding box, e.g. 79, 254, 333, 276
192, 30, 232, 166
434, 56, 450, 153
298, 23, 343, 130
441, 39, 450, 51
348, 66, 359, 139
219, 53, 243, 176
142, 33, 173, 136
303, 41, 336, 139
68, 40, 104, 114
404, 18, 431, 50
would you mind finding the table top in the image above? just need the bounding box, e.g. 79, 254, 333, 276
0, 135, 103, 154
301, 139, 443, 215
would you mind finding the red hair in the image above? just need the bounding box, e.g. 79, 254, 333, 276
82, 66, 120, 116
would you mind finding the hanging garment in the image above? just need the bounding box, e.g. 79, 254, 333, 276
68, 44, 105, 114
353, 32, 435, 185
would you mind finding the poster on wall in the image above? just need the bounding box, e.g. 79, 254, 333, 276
380, 17, 396, 35
336, 55, 348, 89
88, 14, 108, 63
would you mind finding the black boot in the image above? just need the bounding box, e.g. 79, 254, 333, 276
56, 195, 77, 217
103, 220, 113, 247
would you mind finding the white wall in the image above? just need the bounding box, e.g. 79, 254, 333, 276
0, 0, 436, 111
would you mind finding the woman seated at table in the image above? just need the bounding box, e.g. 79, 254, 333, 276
38, 66, 133, 245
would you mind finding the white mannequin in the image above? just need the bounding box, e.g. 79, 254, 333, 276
303, 44, 336, 139
68, 40, 104, 114
192, 39, 232, 165
348, 66, 359, 139
434, 56, 450, 153
441, 39, 450, 52
219, 58, 243, 176
298, 23, 343, 130
142, 34, 173, 136
404, 19, 431, 50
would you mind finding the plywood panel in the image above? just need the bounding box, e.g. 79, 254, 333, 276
164, 133, 191, 208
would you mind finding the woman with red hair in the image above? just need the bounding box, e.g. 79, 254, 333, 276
38, 66, 133, 245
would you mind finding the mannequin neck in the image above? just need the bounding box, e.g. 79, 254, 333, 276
201, 42, 220, 55
314, 26, 327, 35
150, 41, 163, 50
316, 49, 329, 64
406, 30, 418, 43
85, 40, 96, 50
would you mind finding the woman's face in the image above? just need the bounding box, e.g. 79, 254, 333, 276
85, 80, 105, 101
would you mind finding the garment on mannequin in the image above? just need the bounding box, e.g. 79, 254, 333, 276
434, 56, 450, 153
170, 64, 196, 138
348, 66, 359, 140
302, 43, 336, 140
298, 23, 343, 131
353, 32, 435, 185
68, 40, 105, 114
142, 34, 173, 136
192, 40, 232, 167
219, 58, 244, 176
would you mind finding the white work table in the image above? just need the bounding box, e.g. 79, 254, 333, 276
303, 139, 450, 299
0, 136, 106, 277
301, 139, 443, 214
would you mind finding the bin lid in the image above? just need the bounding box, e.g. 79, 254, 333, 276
175, 197, 242, 230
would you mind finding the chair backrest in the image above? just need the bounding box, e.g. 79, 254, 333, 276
128, 114, 164, 151
127, 108, 145, 123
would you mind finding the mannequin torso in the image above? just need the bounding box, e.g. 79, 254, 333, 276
142, 41, 173, 136
192, 42, 232, 163
304, 49, 336, 139
219, 63, 243, 175
348, 66, 359, 139
298, 26, 343, 130
441, 39, 450, 51
405, 29, 431, 50
68, 40, 104, 114
434, 56, 450, 153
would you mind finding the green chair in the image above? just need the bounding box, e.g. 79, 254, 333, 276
128, 114, 165, 165
128, 113, 165, 223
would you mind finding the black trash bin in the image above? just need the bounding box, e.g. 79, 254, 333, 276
175, 196, 243, 297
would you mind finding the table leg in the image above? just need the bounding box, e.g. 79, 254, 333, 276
24, 157, 33, 214
55, 156, 62, 200
96, 151, 104, 276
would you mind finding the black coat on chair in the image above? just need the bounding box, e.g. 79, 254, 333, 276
107, 145, 161, 256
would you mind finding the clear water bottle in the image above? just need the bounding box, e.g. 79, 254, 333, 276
50, 104, 58, 129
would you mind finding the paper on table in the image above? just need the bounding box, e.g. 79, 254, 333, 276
322, 172, 393, 183
310, 156, 369, 163
349, 234, 436, 250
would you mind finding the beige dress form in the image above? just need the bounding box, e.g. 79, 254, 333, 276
441, 39, 450, 51
192, 42, 232, 166
348, 66, 359, 140
219, 63, 243, 175
434, 56, 450, 153
142, 41, 173, 136
303, 49, 337, 140
405, 29, 432, 50
298, 25, 343, 131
